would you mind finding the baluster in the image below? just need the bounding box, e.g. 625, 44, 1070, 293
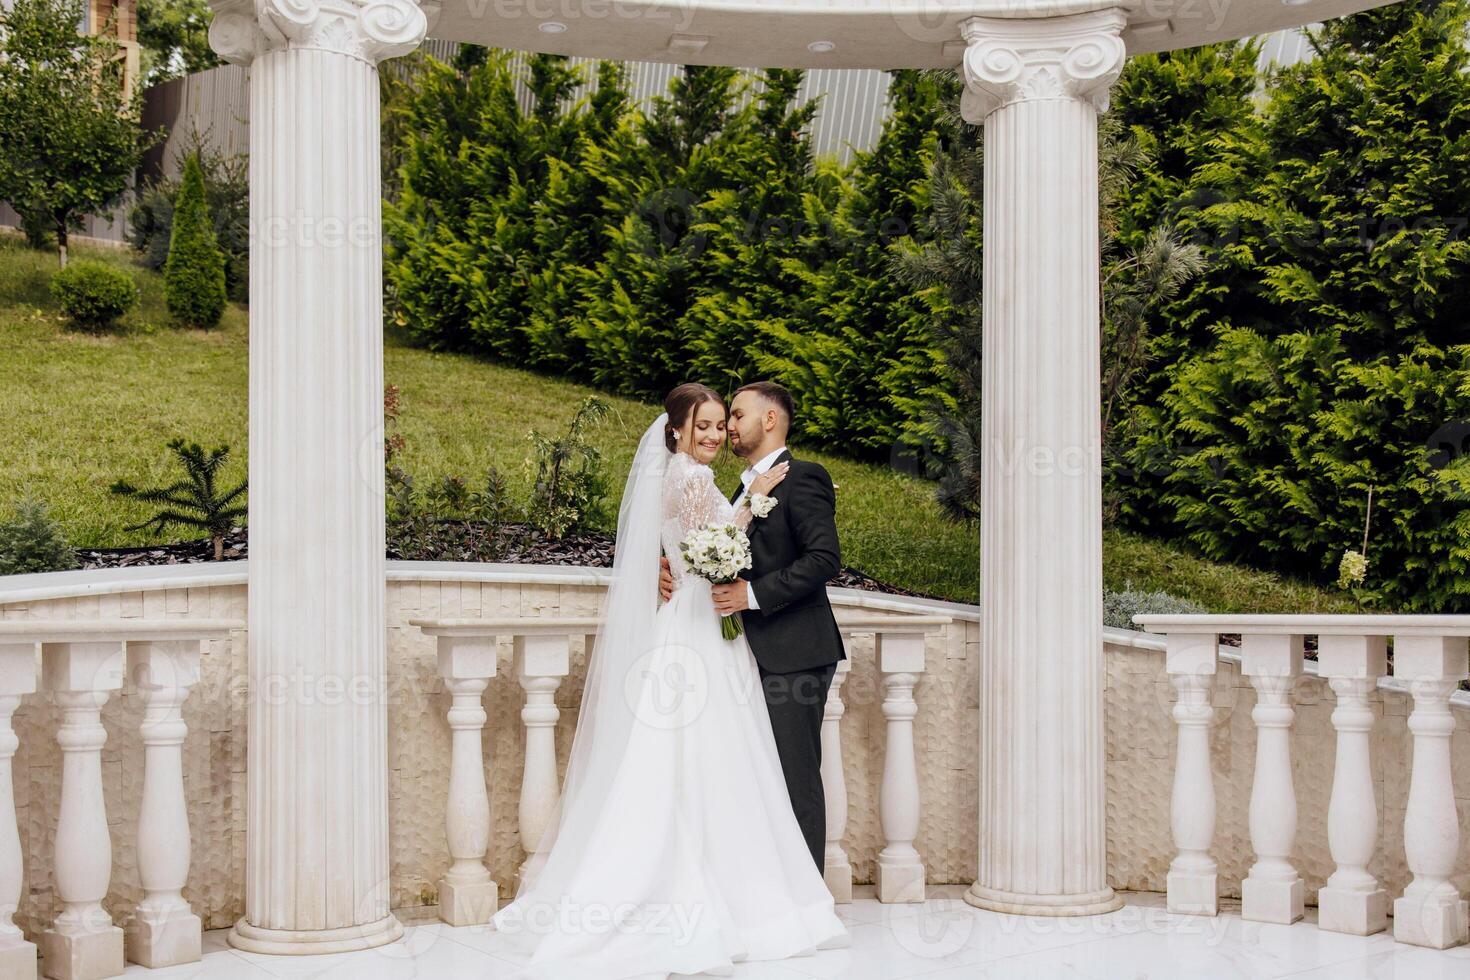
435, 635, 498, 927
821, 655, 853, 903
1317, 634, 1388, 936
1240, 634, 1304, 924
1393, 635, 1469, 949
1165, 633, 1219, 915
514, 633, 570, 888
875, 631, 925, 903
40, 641, 126, 980
122, 640, 202, 967
0, 644, 37, 980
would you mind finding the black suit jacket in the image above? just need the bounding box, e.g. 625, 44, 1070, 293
731, 450, 847, 674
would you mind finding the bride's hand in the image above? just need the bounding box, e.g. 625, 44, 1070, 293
748, 462, 790, 498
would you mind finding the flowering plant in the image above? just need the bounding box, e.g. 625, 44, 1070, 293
679, 522, 753, 640
746, 492, 778, 519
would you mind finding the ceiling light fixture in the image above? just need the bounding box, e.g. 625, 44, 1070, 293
807, 40, 836, 53
538, 21, 568, 34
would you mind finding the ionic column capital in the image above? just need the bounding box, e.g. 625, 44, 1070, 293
958, 8, 1128, 123
208, 0, 434, 67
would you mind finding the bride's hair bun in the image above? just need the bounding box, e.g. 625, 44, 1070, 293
664, 383, 725, 453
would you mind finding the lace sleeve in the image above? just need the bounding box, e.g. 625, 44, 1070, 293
664, 455, 732, 534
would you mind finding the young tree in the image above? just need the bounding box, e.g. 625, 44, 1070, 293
163, 152, 227, 328
0, 0, 157, 265
136, 0, 220, 85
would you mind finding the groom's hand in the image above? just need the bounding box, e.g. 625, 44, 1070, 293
659, 557, 674, 601
711, 582, 750, 615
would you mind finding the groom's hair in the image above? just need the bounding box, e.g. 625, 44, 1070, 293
733, 381, 795, 428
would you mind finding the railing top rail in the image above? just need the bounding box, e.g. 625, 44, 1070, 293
409, 617, 603, 636
0, 619, 242, 644
1134, 614, 1470, 636
834, 614, 952, 632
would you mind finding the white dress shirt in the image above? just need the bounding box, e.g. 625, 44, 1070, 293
734, 445, 786, 610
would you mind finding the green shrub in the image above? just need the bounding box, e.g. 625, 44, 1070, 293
0, 500, 78, 575
129, 138, 249, 303
1103, 587, 1206, 631
162, 153, 227, 329
525, 397, 611, 539
49, 259, 138, 330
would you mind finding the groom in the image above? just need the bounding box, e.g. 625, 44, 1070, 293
660, 380, 846, 873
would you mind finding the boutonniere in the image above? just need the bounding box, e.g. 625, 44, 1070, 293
746, 492, 778, 519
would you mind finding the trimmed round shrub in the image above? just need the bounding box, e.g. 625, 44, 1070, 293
164, 153, 227, 330
1103, 587, 1206, 632
49, 260, 139, 330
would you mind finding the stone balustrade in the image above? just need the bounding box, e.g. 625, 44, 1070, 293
1136, 614, 1470, 950
410, 610, 949, 923
0, 620, 239, 980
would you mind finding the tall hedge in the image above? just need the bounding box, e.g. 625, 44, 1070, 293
1119, 4, 1470, 611
163, 152, 227, 329
386, 56, 953, 455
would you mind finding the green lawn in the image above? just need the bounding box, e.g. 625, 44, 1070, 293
0, 236, 1356, 613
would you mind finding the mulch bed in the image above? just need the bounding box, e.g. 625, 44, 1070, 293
75, 520, 934, 600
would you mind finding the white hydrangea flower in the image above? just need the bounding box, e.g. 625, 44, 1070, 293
1337, 549, 1368, 590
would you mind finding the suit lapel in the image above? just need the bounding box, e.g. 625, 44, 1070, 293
743, 449, 794, 546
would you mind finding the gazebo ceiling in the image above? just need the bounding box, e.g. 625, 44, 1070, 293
425, 0, 1400, 68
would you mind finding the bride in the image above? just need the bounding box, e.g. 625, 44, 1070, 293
490, 383, 849, 978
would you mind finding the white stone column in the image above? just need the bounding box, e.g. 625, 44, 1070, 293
207, 0, 429, 954
41, 642, 126, 980
0, 645, 37, 980
1393, 635, 1469, 950
123, 641, 203, 968
514, 634, 569, 890
821, 656, 852, 903
958, 9, 1126, 916
1316, 635, 1388, 936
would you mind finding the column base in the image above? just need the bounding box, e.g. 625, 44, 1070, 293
123, 909, 201, 968
1317, 886, 1388, 936
824, 848, 853, 904
1166, 870, 1218, 916
1393, 892, 1469, 950
965, 883, 1123, 917
227, 913, 402, 955
876, 855, 925, 904
40, 925, 123, 980
1242, 875, 1304, 924
438, 876, 499, 927
0, 939, 38, 980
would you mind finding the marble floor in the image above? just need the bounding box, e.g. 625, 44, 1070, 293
119, 888, 1470, 980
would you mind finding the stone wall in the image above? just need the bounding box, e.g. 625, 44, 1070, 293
1, 561, 1466, 940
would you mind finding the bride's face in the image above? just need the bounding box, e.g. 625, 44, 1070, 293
682, 400, 727, 465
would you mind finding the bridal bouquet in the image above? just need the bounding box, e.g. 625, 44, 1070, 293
679, 523, 753, 640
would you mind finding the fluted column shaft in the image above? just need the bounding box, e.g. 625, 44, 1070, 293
959, 9, 1125, 916
208, 0, 427, 954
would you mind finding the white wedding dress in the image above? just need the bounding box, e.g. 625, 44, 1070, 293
489, 414, 847, 979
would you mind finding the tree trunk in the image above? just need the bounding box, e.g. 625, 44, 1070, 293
213, 534, 224, 561
56, 220, 68, 269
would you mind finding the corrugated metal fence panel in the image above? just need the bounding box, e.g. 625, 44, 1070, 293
1256, 28, 1317, 70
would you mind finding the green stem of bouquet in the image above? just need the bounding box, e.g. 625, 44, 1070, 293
721, 613, 743, 641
